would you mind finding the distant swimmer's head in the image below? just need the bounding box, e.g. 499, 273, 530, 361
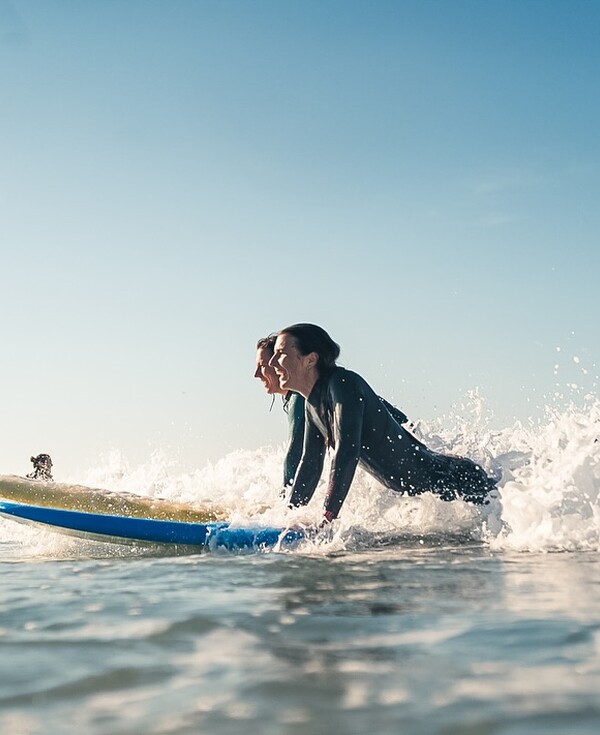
27, 453, 54, 481
270, 324, 340, 397
254, 334, 285, 396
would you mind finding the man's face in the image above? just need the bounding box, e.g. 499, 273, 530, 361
254, 347, 283, 395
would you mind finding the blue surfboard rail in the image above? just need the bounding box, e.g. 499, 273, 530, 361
0, 500, 304, 551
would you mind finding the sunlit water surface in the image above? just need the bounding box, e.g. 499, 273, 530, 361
1, 397, 599, 734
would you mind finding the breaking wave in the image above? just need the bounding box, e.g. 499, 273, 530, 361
1, 392, 599, 555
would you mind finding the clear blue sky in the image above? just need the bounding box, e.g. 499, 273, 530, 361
1, 0, 598, 477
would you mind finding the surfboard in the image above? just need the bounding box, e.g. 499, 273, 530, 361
0, 500, 304, 551
0, 474, 227, 523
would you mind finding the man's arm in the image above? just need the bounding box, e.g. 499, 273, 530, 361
283, 394, 305, 490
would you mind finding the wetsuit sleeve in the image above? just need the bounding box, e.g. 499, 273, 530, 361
288, 420, 326, 508
324, 379, 365, 519
283, 394, 305, 490
379, 397, 408, 426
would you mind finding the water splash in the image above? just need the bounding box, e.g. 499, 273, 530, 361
2, 394, 599, 556
490, 401, 600, 551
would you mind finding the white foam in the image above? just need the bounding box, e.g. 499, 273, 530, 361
2, 392, 599, 555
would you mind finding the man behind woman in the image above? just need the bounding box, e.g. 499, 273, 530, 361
256, 324, 496, 523
254, 335, 305, 494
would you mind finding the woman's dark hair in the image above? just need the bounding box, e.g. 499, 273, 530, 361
256, 334, 277, 351
279, 323, 340, 376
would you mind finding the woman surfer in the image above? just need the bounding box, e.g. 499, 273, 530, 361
268, 324, 496, 522
255, 333, 412, 498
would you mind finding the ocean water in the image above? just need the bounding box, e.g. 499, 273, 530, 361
1, 397, 599, 735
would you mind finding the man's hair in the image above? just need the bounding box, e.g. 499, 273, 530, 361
256, 334, 277, 351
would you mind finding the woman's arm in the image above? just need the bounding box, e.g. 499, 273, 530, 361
288, 420, 326, 508
323, 378, 365, 519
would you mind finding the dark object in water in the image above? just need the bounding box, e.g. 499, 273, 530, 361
27, 454, 54, 481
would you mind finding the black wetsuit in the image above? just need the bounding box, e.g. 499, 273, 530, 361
282, 392, 305, 490
289, 367, 495, 518
281, 391, 408, 492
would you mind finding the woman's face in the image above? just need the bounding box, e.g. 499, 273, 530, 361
269, 333, 312, 393
254, 347, 282, 395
